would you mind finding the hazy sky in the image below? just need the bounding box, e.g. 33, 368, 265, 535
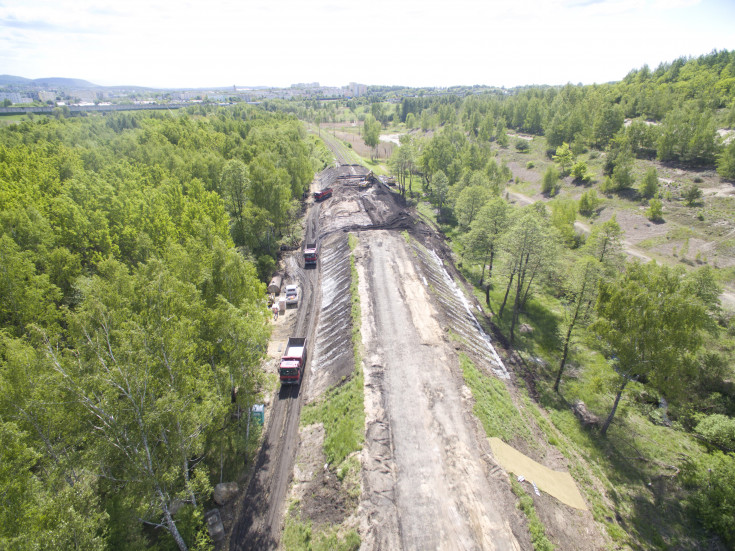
1, 0, 733, 89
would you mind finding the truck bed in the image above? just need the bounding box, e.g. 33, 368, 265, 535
285, 345, 305, 357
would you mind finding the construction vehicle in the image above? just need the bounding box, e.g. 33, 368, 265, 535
304, 242, 318, 266
313, 187, 333, 201
279, 337, 307, 385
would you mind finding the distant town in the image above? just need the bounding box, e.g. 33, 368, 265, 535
0, 77, 370, 110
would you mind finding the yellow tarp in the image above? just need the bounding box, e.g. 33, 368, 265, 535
489, 437, 587, 510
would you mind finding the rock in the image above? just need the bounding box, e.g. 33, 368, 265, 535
205, 509, 225, 542
519, 323, 533, 334
572, 401, 600, 427
213, 482, 239, 505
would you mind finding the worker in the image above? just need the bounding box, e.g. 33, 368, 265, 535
272, 303, 279, 321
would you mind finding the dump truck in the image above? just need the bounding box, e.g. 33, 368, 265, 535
279, 337, 307, 385
304, 242, 318, 266
313, 187, 333, 201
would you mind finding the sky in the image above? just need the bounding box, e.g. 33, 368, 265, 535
1, 0, 734, 89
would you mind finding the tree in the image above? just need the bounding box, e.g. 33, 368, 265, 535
639, 166, 659, 199
454, 185, 490, 229
582, 216, 624, 272
554, 256, 602, 392
462, 198, 510, 304
499, 209, 558, 342
362, 115, 381, 160
432, 170, 450, 218
553, 142, 574, 175
571, 161, 591, 183
541, 165, 560, 196
646, 197, 663, 221
593, 262, 712, 435
220, 159, 250, 245
549, 198, 578, 247
578, 189, 600, 216
717, 139, 735, 180
683, 183, 703, 206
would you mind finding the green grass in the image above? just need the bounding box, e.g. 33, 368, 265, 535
509, 477, 556, 551
459, 353, 534, 446
282, 516, 360, 551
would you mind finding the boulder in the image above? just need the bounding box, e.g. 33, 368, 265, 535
213, 482, 239, 505
572, 400, 600, 428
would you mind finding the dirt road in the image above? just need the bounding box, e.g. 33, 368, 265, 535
357, 230, 522, 550
228, 184, 324, 551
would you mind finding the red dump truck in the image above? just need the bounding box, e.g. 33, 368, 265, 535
313, 187, 333, 201
279, 337, 307, 385
304, 242, 318, 266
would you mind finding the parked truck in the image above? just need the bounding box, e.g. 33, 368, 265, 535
313, 187, 333, 201
304, 242, 318, 266
279, 337, 307, 385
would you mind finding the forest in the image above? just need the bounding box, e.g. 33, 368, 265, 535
0, 106, 331, 549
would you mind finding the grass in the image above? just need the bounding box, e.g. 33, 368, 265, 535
459, 353, 534, 448
282, 515, 360, 551
509, 477, 556, 551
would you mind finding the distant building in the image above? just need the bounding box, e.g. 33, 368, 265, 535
349, 82, 367, 97
38, 90, 56, 103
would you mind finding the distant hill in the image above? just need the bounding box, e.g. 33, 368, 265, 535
32, 77, 99, 88
0, 75, 32, 86
0, 75, 99, 88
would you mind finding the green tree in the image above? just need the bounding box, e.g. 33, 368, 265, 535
553, 142, 574, 175
639, 166, 659, 199
571, 161, 591, 183
454, 185, 491, 229
462, 198, 511, 303
432, 170, 450, 218
581, 216, 624, 272
646, 197, 663, 221
550, 198, 578, 247
683, 183, 703, 206
541, 165, 560, 196
362, 115, 381, 160
554, 256, 603, 392
499, 209, 558, 342
220, 159, 250, 245
578, 189, 600, 216
717, 139, 735, 179
593, 262, 712, 435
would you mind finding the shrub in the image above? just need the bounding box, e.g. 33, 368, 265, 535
646, 198, 663, 221
682, 452, 735, 546
515, 140, 530, 152
526, 161, 535, 169
578, 189, 600, 216
571, 161, 591, 183
683, 184, 703, 206
695, 414, 735, 451
639, 167, 659, 199
541, 165, 560, 196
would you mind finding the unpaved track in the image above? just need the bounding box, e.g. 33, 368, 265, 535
359, 230, 521, 551
228, 191, 323, 551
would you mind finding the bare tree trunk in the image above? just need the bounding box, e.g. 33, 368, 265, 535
601, 378, 629, 436
554, 323, 574, 393
499, 272, 515, 318
159, 489, 189, 551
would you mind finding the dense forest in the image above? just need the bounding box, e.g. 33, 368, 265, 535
0, 106, 330, 549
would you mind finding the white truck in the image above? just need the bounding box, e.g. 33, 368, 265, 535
285, 284, 299, 306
